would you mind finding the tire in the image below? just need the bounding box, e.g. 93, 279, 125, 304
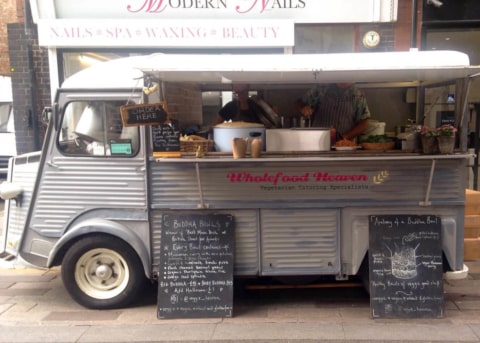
61, 234, 146, 309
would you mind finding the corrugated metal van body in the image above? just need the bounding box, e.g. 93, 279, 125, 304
1, 153, 41, 256
19, 151, 149, 266
148, 159, 465, 208
149, 157, 466, 275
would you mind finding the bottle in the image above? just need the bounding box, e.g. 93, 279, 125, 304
330, 127, 336, 148
232, 137, 247, 159
250, 138, 262, 158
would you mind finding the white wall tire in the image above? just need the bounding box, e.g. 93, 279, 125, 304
61, 234, 146, 309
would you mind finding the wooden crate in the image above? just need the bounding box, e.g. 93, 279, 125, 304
464, 238, 480, 261
465, 189, 480, 215
464, 190, 480, 260
464, 215, 480, 238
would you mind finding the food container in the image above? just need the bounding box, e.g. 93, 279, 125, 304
266, 128, 331, 152
359, 120, 386, 141
213, 122, 266, 152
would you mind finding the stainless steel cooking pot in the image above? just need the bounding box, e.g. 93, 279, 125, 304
213, 122, 266, 152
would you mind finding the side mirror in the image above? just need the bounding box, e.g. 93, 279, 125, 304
41, 107, 52, 125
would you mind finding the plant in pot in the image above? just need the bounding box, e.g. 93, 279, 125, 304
436, 124, 457, 154
420, 125, 438, 154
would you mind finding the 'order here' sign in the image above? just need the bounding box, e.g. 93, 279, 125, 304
120, 102, 169, 126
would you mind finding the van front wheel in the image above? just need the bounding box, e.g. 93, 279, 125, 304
61, 235, 146, 309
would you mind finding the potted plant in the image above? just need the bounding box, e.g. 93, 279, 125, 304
436, 124, 457, 154
420, 125, 438, 154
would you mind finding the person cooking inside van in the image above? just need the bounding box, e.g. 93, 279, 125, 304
212, 83, 264, 125
296, 83, 370, 140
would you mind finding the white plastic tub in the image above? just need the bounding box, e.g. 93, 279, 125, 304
213, 122, 265, 152
266, 128, 331, 152
360, 120, 386, 140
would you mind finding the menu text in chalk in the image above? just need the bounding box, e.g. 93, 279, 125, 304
157, 213, 235, 319
152, 121, 180, 153
368, 214, 443, 319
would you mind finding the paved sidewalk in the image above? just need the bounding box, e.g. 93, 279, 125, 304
1, 259, 480, 343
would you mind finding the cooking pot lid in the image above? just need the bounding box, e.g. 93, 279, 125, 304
214, 121, 265, 128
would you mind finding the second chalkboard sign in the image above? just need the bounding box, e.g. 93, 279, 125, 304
369, 215, 444, 319
152, 121, 180, 154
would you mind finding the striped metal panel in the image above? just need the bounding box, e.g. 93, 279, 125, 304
260, 208, 339, 275
148, 159, 466, 209
150, 209, 259, 276
149, 163, 199, 208
150, 210, 163, 272
3, 153, 41, 255
29, 156, 147, 237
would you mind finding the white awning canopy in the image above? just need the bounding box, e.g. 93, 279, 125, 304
62, 51, 480, 90
139, 51, 480, 86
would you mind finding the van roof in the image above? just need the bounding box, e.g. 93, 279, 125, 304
62, 50, 480, 90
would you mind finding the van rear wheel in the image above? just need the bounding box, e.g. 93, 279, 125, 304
61, 235, 146, 309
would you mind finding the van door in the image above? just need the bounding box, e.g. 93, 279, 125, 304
19, 94, 148, 268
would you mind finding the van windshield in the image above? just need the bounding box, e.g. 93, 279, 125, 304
58, 100, 139, 156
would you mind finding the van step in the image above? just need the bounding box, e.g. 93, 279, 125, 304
245, 281, 363, 290
0, 252, 15, 261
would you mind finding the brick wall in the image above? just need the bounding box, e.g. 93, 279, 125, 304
8, 22, 50, 154
0, 0, 24, 76
358, 0, 419, 53
395, 0, 422, 50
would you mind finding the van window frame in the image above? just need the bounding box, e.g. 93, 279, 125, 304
56, 99, 140, 158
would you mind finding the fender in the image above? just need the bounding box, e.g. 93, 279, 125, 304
47, 218, 151, 279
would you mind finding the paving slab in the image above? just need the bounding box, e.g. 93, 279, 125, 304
0, 325, 89, 343
343, 323, 480, 341
212, 323, 346, 341
1, 261, 480, 342
78, 324, 217, 342
43, 310, 122, 321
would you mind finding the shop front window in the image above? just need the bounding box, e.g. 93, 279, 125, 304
0, 103, 14, 133
294, 25, 355, 54
425, 29, 480, 64
58, 100, 139, 157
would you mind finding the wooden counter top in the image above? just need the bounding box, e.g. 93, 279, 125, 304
153, 151, 473, 163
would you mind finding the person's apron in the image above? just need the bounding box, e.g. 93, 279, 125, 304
312, 91, 356, 136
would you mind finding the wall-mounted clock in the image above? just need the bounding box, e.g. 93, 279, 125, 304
362, 31, 381, 48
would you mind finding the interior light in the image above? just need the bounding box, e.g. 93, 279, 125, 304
79, 55, 101, 65
78, 54, 109, 65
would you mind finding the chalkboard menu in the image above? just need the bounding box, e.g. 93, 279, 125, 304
158, 213, 235, 319
152, 121, 180, 153
120, 102, 168, 126
369, 215, 444, 319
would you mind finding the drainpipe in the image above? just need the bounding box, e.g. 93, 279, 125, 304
24, 0, 41, 151
410, 0, 418, 49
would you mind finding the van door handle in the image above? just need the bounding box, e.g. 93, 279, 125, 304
46, 160, 60, 169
